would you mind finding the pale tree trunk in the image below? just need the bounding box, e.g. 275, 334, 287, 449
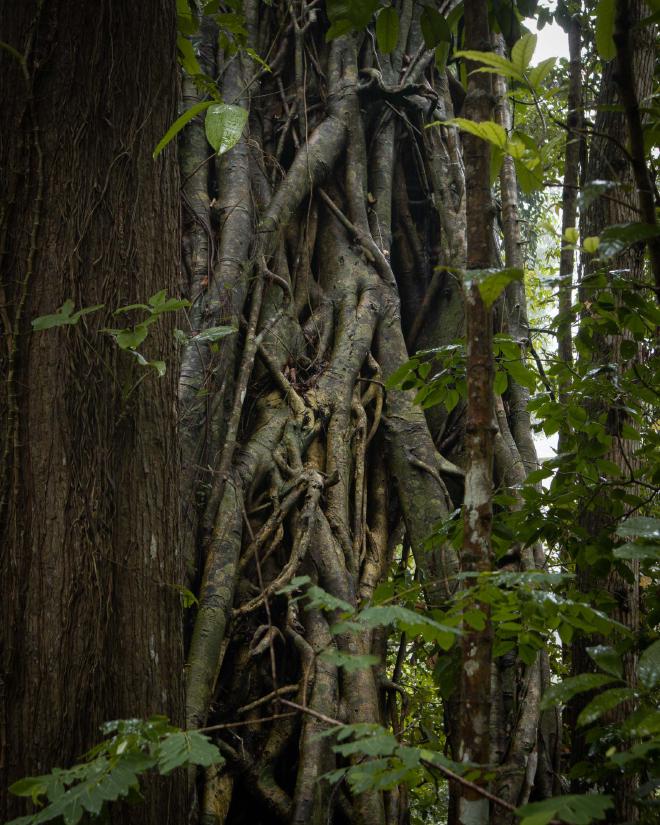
174, 3, 543, 823
0, 1, 186, 823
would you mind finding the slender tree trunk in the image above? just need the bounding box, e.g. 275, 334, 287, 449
0, 2, 186, 822
457, 2, 495, 823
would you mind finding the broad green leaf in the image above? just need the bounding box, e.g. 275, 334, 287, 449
613, 542, 659, 561
420, 7, 451, 48
245, 47, 271, 73
511, 33, 537, 73
595, 0, 616, 61
577, 688, 634, 726
106, 324, 149, 351
598, 223, 660, 258
490, 146, 504, 185
205, 103, 248, 155
514, 157, 544, 193
153, 100, 214, 158
468, 267, 524, 308
527, 57, 556, 90
540, 674, 616, 709
177, 0, 197, 35
586, 645, 622, 679
193, 325, 236, 343
157, 731, 223, 775
449, 117, 507, 149
638, 640, 660, 689
177, 35, 202, 78
454, 49, 524, 81
325, 18, 353, 40
376, 6, 399, 54
434, 41, 450, 72
9, 777, 48, 805
517, 794, 613, 825
563, 227, 579, 244
32, 301, 104, 331
583, 236, 600, 254
616, 516, 660, 540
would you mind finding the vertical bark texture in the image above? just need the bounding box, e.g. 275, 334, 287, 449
571, 1, 654, 819
557, 14, 582, 453
0, 2, 185, 822
458, 2, 495, 823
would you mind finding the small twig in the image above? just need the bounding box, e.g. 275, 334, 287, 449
279, 698, 343, 728
237, 684, 299, 715
198, 712, 297, 734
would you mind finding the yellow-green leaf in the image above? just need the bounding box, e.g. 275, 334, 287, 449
583, 235, 600, 254
511, 33, 537, 72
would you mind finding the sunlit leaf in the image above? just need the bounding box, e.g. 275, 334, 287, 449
205, 103, 248, 155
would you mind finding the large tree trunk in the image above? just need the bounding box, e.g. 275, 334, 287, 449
175, 3, 545, 824
0, 2, 186, 822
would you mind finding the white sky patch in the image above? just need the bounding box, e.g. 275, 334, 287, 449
534, 19, 570, 62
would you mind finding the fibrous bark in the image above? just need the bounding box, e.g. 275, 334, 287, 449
175, 3, 543, 823
0, 2, 185, 822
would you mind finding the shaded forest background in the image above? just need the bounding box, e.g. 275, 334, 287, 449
1, 1, 658, 824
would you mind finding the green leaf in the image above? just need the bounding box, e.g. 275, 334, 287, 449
376, 6, 399, 54
514, 157, 544, 193
420, 7, 451, 48
563, 227, 579, 245
454, 49, 524, 81
577, 688, 634, 726
325, 18, 354, 40
517, 794, 613, 825
177, 34, 202, 77
527, 57, 556, 90
131, 352, 166, 376
319, 650, 380, 672
157, 731, 223, 775
638, 640, 660, 689
177, 0, 197, 35
113, 325, 149, 351
583, 236, 600, 254
434, 41, 451, 72
193, 325, 236, 343
153, 100, 214, 158
32, 301, 104, 331
586, 645, 622, 679
205, 103, 248, 155
595, 0, 616, 61
490, 146, 504, 185
448, 117, 507, 149
147, 290, 190, 314
9, 777, 49, 805
616, 516, 660, 540
468, 267, 524, 308
540, 674, 616, 710
245, 47, 271, 73
613, 542, 659, 561
511, 33, 537, 73
598, 223, 660, 258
